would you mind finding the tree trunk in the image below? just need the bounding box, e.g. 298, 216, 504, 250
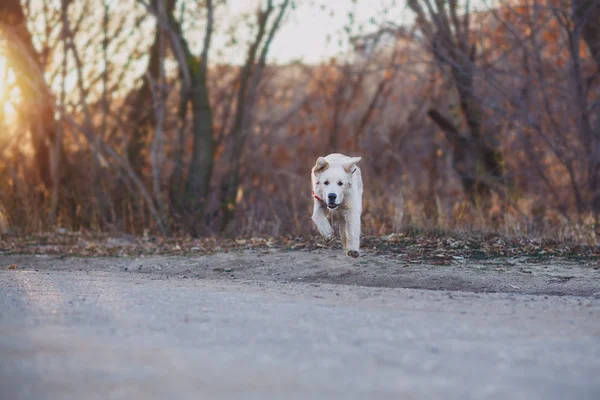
0, 0, 67, 189
168, 77, 190, 212
427, 109, 491, 206
408, 0, 509, 209
127, 0, 175, 175
162, 0, 215, 236
573, 0, 600, 235
220, 0, 289, 232
182, 70, 215, 236
113, 0, 175, 232
577, 0, 600, 68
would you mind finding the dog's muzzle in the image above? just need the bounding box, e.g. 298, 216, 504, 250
327, 193, 338, 209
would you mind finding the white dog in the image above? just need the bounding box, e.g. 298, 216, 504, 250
311, 153, 363, 257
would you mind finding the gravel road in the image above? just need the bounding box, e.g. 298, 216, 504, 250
1, 253, 600, 399
2, 250, 600, 296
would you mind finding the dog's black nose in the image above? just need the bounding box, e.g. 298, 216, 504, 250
328, 193, 337, 201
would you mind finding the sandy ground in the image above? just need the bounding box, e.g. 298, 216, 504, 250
2, 248, 599, 297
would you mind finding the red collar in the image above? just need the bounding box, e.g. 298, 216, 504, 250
312, 190, 322, 201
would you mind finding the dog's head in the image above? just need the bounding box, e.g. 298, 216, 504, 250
312, 156, 361, 210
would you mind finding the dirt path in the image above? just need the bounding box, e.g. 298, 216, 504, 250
3, 248, 599, 296
2, 269, 600, 400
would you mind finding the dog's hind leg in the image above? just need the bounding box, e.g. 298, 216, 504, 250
339, 220, 348, 250
312, 200, 334, 243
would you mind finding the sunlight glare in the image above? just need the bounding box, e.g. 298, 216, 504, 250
0, 56, 6, 100
0, 55, 18, 124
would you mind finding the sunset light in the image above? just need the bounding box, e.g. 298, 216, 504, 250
1, 1, 599, 397
0, 55, 17, 121
0, 57, 4, 94
0, 0, 599, 241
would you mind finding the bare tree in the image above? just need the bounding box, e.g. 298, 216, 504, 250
408, 0, 509, 208
220, 0, 291, 232
177, 0, 215, 236
137, 0, 215, 236
571, 0, 600, 234
127, 0, 176, 175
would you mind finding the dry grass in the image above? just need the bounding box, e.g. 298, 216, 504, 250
0, 163, 596, 247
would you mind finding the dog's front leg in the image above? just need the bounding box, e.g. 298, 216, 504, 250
345, 210, 361, 258
312, 201, 334, 243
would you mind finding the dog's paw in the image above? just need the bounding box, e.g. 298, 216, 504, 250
347, 250, 360, 258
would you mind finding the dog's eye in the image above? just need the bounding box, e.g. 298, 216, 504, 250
324, 181, 329, 185
337, 181, 343, 186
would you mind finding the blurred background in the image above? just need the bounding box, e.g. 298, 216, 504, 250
0, 0, 599, 241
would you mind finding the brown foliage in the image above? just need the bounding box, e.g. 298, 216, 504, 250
0, 0, 599, 243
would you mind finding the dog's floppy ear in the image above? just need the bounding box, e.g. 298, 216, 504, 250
343, 157, 362, 174
313, 157, 329, 174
